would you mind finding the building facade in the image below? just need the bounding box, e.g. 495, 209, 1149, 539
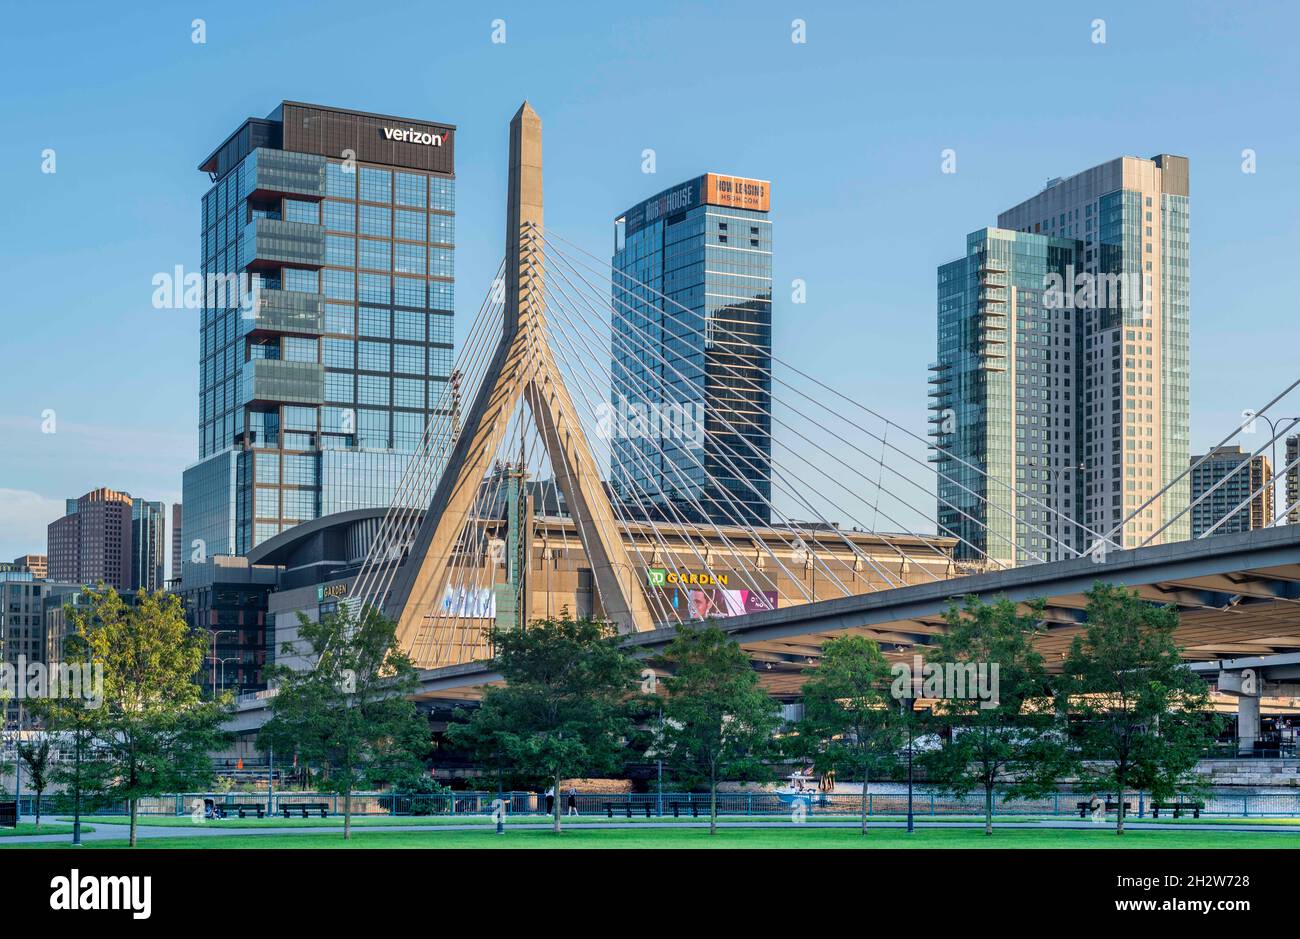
182, 101, 457, 582
131, 499, 167, 593
10, 555, 47, 579
47, 487, 135, 590
170, 503, 184, 587
1189, 446, 1273, 538
932, 228, 1081, 566
611, 173, 773, 526
1286, 435, 1299, 525
933, 155, 1191, 562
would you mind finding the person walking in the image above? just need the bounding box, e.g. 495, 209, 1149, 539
566, 787, 578, 816
545, 786, 555, 815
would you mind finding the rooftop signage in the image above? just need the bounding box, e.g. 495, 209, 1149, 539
623, 173, 771, 236
382, 126, 445, 147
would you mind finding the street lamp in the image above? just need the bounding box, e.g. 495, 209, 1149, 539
200, 628, 237, 697
1256, 415, 1300, 524
212, 656, 240, 696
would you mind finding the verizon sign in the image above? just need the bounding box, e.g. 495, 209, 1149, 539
382, 126, 445, 147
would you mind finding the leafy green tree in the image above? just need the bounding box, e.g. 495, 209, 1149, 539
1059, 583, 1218, 835
446, 617, 640, 833
259, 605, 430, 840
652, 624, 780, 834
26, 629, 106, 846
791, 635, 903, 834
920, 597, 1071, 835
72, 587, 229, 846
17, 736, 53, 827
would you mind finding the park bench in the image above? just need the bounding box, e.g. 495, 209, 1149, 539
221, 802, 265, 819
1150, 801, 1204, 819
603, 800, 652, 818
1076, 800, 1132, 818
669, 801, 700, 818
282, 802, 330, 819
0, 801, 16, 828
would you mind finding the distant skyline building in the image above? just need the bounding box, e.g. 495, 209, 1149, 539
171, 503, 184, 585
1189, 445, 1273, 538
1285, 434, 1299, 525
610, 173, 773, 526
933, 155, 1191, 564
182, 101, 456, 580
10, 554, 47, 579
131, 498, 167, 593
47, 487, 135, 591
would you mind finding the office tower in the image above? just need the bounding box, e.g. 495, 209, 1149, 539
610, 174, 772, 525
183, 101, 456, 574
170, 503, 184, 585
47, 487, 134, 590
997, 155, 1190, 551
932, 228, 1082, 566
131, 499, 166, 592
1189, 446, 1273, 537
933, 155, 1190, 564
1285, 435, 1298, 524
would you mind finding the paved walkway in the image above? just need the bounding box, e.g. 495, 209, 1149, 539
4, 815, 1299, 845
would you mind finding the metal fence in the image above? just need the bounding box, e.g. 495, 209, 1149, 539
14, 788, 1300, 819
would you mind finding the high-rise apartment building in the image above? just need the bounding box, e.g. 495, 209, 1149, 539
1189, 446, 1273, 538
170, 503, 184, 586
933, 155, 1190, 563
47, 487, 135, 590
131, 499, 167, 593
1285, 435, 1298, 525
610, 174, 772, 525
182, 102, 456, 578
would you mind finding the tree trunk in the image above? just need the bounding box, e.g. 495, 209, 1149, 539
984, 785, 993, 836
72, 738, 82, 846
709, 766, 717, 835
129, 798, 138, 848
860, 768, 869, 835
34, 790, 41, 828
553, 768, 563, 834
344, 788, 352, 841
1115, 786, 1124, 836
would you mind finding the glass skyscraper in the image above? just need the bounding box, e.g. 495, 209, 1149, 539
610, 173, 772, 526
183, 102, 455, 579
933, 155, 1191, 564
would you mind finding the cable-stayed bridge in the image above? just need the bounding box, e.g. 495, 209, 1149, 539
228, 103, 1300, 730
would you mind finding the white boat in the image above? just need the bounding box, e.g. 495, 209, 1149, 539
775, 772, 829, 806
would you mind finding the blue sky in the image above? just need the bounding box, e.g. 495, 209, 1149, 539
1, 0, 1298, 560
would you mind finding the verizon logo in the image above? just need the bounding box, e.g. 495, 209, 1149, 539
382, 126, 444, 147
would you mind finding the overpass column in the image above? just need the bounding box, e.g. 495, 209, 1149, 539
1237, 692, 1260, 755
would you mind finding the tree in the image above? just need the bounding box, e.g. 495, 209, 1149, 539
26, 629, 106, 846
17, 736, 52, 827
920, 597, 1071, 835
259, 605, 431, 840
652, 625, 780, 834
72, 587, 230, 847
1059, 583, 1218, 835
446, 617, 640, 833
792, 635, 903, 834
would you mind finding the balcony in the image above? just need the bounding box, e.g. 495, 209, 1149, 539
245, 148, 326, 201
241, 218, 324, 271
239, 359, 324, 406
238, 289, 324, 338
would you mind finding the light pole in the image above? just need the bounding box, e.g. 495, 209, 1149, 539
1256, 415, 1300, 524
201, 628, 237, 696
213, 656, 239, 696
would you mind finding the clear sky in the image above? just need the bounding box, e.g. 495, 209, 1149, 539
1, 0, 1298, 562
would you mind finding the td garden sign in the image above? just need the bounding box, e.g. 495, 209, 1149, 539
646, 568, 729, 587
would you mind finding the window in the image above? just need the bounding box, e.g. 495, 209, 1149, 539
326, 235, 355, 267
360, 204, 391, 237
323, 200, 355, 233
358, 340, 391, 372
323, 338, 355, 368
325, 303, 354, 335
285, 199, 320, 224
395, 277, 424, 307
358, 374, 390, 406
359, 307, 391, 338
395, 242, 425, 274
284, 268, 318, 293
395, 210, 426, 241
324, 371, 353, 402
359, 273, 390, 304
326, 163, 356, 199
394, 377, 423, 407
394, 344, 424, 374
359, 167, 392, 204
395, 172, 427, 208
359, 238, 391, 271
394, 311, 424, 341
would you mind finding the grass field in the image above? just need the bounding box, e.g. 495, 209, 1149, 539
0, 823, 84, 838
16, 826, 1300, 849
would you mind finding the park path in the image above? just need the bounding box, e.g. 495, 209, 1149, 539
4, 815, 1300, 845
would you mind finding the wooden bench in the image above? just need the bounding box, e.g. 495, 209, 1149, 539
282, 802, 329, 819
1151, 801, 1204, 819
670, 801, 700, 818
603, 800, 652, 819
220, 802, 265, 819
1076, 800, 1132, 818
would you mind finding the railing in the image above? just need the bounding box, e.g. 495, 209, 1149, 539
22, 789, 1299, 820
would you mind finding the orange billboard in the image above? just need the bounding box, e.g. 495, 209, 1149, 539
703, 173, 771, 212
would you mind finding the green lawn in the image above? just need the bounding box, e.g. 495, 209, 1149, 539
16, 826, 1300, 849
0, 823, 85, 838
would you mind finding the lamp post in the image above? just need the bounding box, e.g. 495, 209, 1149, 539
1257, 415, 1300, 524
212, 656, 239, 696
201, 628, 237, 698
